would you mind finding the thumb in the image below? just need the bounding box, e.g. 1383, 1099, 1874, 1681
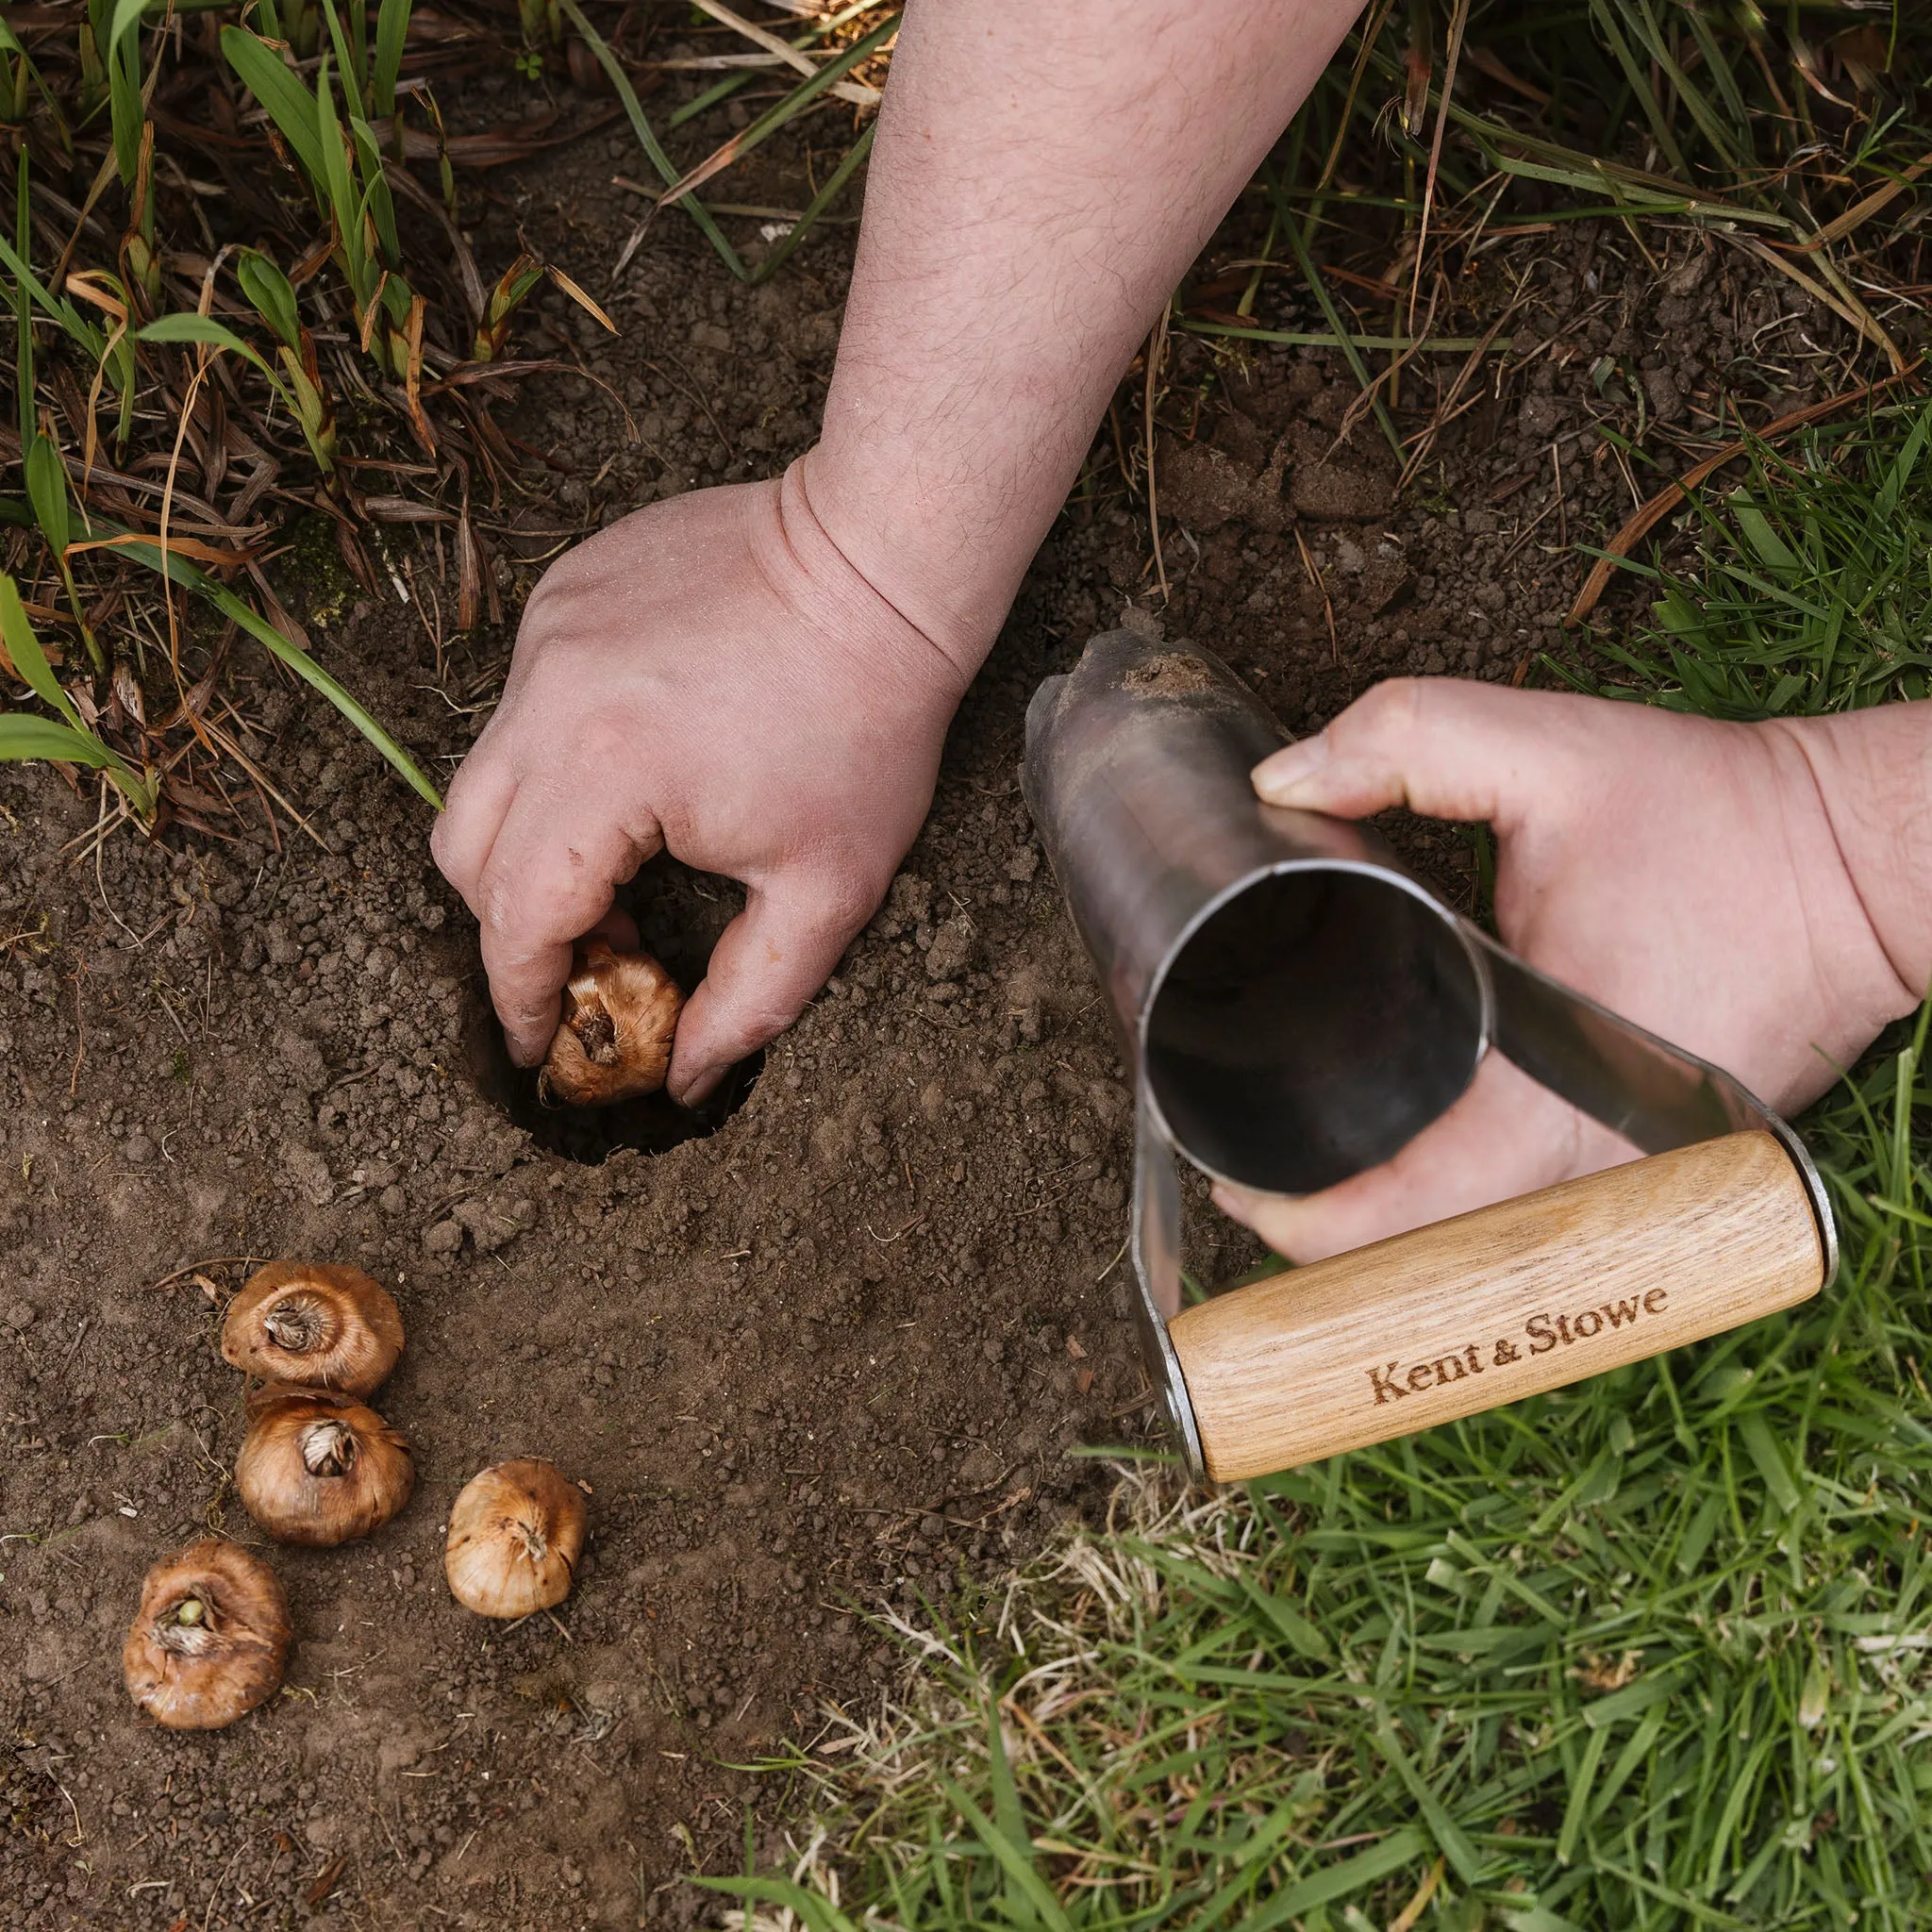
1213, 1053, 1638, 1264
1251, 677, 1571, 827
668, 873, 873, 1105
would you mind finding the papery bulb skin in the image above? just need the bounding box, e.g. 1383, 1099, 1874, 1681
221, 1260, 404, 1397
444, 1459, 588, 1618
539, 941, 685, 1107
124, 1540, 291, 1730
237, 1384, 415, 1546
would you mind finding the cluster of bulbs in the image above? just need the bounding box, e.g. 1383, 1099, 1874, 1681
121, 944, 681, 1732
124, 1259, 589, 1730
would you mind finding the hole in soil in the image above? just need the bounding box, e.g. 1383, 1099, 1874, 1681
469, 1021, 762, 1164
462, 859, 761, 1164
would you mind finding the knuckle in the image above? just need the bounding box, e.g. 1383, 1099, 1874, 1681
525, 550, 587, 611
508, 849, 616, 941
736, 997, 801, 1052
818, 873, 883, 939
1339, 675, 1427, 748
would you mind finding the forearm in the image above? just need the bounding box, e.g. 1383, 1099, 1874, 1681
798, 0, 1363, 672
1785, 703, 1932, 1011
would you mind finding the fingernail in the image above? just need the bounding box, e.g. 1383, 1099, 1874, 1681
673, 1065, 723, 1109
1252, 734, 1329, 806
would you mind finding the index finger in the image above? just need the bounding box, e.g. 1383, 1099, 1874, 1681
475, 791, 661, 1064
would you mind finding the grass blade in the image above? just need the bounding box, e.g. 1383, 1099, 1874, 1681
1254, 1826, 1431, 1925
138, 311, 283, 389
23, 433, 71, 559
220, 25, 328, 184
1373, 1718, 1484, 1886
940, 1776, 1074, 1932
234, 248, 304, 354
108, 535, 442, 810
317, 0, 364, 116
654, 14, 895, 209
371, 0, 408, 119
556, 0, 746, 279
0, 228, 105, 358
0, 574, 81, 725
751, 118, 874, 287
686, 1874, 862, 1932
0, 578, 152, 810
1272, 185, 1404, 463
0, 711, 124, 770
0, 709, 155, 812
103, 0, 149, 191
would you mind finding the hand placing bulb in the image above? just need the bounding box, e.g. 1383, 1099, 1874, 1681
430, 470, 969, 1108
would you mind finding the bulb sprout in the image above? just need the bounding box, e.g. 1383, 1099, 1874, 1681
124, 1541, 291, 1730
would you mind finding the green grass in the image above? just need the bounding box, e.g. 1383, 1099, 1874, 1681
1558, 400, 1932, 721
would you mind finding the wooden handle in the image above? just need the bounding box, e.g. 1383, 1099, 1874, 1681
1169, 1130, 1824, 1482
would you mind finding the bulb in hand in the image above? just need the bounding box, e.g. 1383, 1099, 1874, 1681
539, 940, 686, 1107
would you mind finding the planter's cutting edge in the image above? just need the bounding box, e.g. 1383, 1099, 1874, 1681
1023, 629, 1837, 1485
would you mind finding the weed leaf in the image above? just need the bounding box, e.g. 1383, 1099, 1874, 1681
220, 26, 329, 183
23, 434, 70, 558
0, 711, 125, 778
0, 574, 80, 725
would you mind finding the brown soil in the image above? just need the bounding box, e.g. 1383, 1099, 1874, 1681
0, 59, 1857, 1932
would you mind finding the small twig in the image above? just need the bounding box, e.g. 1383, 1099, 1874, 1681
1292, 525, 1339, 667
1498, 493, 1562, 566
59, 1317, 91, 1376
67, 965, 87, 1097
58, 1783, 84, 1850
